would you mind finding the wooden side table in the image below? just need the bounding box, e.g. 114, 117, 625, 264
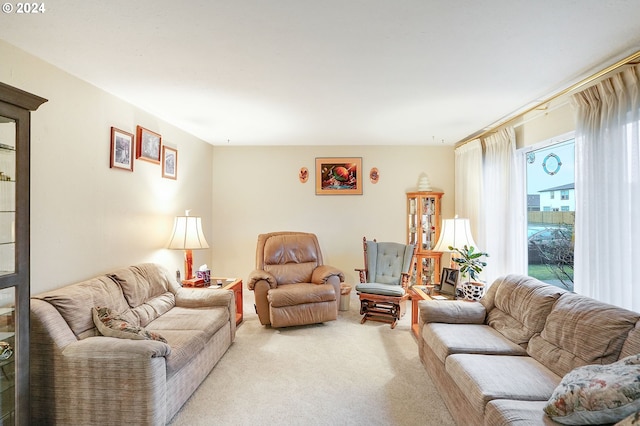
219, 278, 243, 326
409, 286, 429, 338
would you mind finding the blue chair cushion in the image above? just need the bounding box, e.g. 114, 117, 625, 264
356, 282, 405, 297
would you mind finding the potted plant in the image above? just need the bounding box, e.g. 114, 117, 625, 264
449, 245, 489, 301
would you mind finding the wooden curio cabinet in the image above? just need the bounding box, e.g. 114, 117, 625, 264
406, 191, 443, 286
0, 82, 47, 425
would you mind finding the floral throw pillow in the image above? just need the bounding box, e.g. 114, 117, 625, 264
544, 354, 640, 425
92, 306, 167, 343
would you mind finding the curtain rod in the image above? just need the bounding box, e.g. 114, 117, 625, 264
455, 49, 640, 148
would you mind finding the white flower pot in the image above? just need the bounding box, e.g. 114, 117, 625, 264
462, 282, 485, 301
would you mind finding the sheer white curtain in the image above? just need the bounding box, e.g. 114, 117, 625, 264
573, 64, 640, 310
482, 127, 526, 283
454, 139, 484, 249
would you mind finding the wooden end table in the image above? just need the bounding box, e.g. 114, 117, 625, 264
187, 278, 243, 326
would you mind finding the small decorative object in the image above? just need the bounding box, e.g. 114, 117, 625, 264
196, 264, 211, 284
449, 245, 489, 301
0, 341, 13, 360
438, 268, 459, 296
299, 167, 309, 183
418, 174, 432, 191
161, 146, 177, 180
110, 127, 134, 171
315, 157, 363, 195
542, 153, 562, 175
136, 125, 162, 164
369, 167, 379, 184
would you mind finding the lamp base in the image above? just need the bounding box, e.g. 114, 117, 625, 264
184, 249, 194, 280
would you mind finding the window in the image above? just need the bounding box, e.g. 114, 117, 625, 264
522, 133, 575, 291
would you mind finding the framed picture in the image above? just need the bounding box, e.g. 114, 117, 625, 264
162, 146, 177, 180
136, 125, 162, 164
315, 157, 363, 195
439, 268, 459, 295
109, 127, 134, 171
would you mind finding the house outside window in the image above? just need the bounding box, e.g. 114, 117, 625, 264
522, 134, 575, 291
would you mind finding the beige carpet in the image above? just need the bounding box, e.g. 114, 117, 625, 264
168, 287, 455, 426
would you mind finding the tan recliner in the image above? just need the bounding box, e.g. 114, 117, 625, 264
247, 232, 345, 327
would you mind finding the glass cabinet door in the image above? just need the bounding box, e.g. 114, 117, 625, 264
0, 119, 16, 277
0, 111, 17, 425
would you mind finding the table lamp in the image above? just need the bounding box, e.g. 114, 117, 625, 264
432, 216, 477, 266
167, 210, 209, 281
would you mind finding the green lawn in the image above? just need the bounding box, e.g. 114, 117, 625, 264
528, 264, 574, 290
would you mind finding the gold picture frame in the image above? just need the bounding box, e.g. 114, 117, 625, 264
315, 157, 363, 195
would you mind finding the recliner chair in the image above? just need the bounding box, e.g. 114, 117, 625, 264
355, 237, 416, 329
247, 231, 345, 328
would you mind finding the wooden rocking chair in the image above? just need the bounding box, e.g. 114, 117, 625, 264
354, 237, 416, 329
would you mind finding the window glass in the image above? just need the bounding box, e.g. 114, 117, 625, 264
525, 137, 575, 290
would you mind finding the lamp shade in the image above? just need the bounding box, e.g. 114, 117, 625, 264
167, 215, 209, 250
432, 217, 478, 252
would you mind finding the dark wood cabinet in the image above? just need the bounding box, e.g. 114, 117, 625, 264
0, 82, 46, 425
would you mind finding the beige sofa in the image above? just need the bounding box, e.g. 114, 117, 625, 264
30, 263, 236, 425
417, 274, 640, 426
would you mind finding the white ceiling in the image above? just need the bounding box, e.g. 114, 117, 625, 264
1, 1, 639, 146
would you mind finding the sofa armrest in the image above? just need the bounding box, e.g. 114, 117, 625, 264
247, 269, 277, 290
175, 287, 234, 308
63, 336, 171, 359
311, 265, 345, 284
419, 300, 486, 324
47, 337, 169, 425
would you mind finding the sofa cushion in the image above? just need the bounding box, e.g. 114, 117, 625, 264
544, 354, 640, 425
356, 282, 404, 297
109, 263, 176, 326
482, 274, 566, 347
92, 306, 167, 343
620, 321, 640, 359
152, 329, 209, 377
33, 276, 132, 339
485, 400, 557, 426
424, 323, 527, 364
419, 299, 486, 324
130, 292, 175, 327
108, 263, 171, 307
145, 306, 230, 341
527, 292, 640, 377
267, 283, 336, 307
446, 354, 561, 414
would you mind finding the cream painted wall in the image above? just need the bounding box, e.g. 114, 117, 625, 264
0, 40, 214, 293
515, 103, 576, 148
210, 145, 454, 286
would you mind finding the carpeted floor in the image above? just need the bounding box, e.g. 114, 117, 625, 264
168, 286, 455, 426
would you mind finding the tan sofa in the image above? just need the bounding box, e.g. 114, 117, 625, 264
417, 274, 640, 426
30, 263, 236, 425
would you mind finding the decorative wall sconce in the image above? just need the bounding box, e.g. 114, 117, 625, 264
369, 167, 379, 184
299, 167, 309, 183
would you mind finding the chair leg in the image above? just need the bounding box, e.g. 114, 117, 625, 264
359, 297, 403, 329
